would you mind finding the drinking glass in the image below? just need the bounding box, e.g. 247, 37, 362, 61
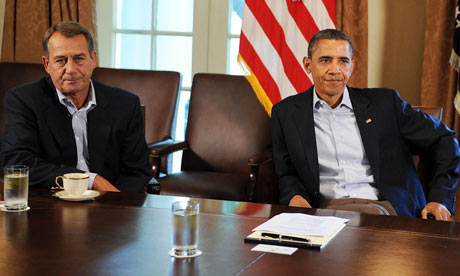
169, 200, 201, 258
3, 165, 29, 212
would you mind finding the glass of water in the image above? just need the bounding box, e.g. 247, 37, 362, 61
169, 200, 201, 258
2, 165, 29, 212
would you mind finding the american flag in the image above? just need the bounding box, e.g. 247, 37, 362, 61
238, 0, 336, 115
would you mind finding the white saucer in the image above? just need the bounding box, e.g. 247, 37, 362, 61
168, 249, 202, 258
54, 190, 100, 201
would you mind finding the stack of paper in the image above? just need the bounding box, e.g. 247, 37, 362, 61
245, 213, 349, 249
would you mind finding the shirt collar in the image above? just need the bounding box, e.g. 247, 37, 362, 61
56, 80, 97, 110
313, 86, 352, 110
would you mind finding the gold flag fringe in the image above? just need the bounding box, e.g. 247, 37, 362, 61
455, 91, 460, 115
450, 49, 460, 73
237, 54, 274, 117
451, 50, 460, 114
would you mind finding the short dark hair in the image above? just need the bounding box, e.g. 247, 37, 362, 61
308, 29, 354, 58
42, 21, 95, 58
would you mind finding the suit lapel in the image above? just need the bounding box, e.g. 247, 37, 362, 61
43, 79, 77, 166
87, 83, 111, 173
349, 87, 381, 186
293, 88, 319, 185
45, 105, 77, 166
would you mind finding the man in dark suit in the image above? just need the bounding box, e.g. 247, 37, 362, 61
271, 29, 460, 220
1, 21, 152, 192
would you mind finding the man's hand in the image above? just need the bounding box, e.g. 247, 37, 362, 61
421, 202, 452, 221
93, 175, 120, 192
289, 195, 312, 208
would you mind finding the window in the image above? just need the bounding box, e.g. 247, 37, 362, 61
228, 0, 244, 75
111, 0, 194, 87
97, 0, 244, 172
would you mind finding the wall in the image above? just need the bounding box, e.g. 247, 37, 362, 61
0, 0, 5, 56
368, 0, 427, 105
96, 0, 113, 67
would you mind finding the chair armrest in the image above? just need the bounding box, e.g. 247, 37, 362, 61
248, 149, 273, 167
247, 149, 273, 201
148, 139, 189, 157
148, 139, 189, 178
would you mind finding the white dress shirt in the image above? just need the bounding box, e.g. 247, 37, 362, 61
313, 87, 379, 200
56, 81, 97, 189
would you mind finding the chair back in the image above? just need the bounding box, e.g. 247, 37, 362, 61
181, 73, 272, 174
413, 106, 442, 120
0, 62, 46, 143
92, 67, 181, 144
0, 63, 181, 146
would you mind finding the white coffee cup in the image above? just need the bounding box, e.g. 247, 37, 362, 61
55, 173, 89, 197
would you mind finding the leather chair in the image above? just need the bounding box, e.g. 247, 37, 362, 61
91, 68, 181, 183
0, 62, 49, 182
0, 63, 46, 156
0, 63, 181, 187
0, 63, 181, 150
91, 67, 181, 152
149, 73, 276, 203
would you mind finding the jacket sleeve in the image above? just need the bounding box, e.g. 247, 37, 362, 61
1, 89, 82, 188
271, 105, 312, 205
393, 91, 460, 213
114, 96, 152, 192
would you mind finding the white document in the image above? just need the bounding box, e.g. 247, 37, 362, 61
253, 213, 349, 237
251, 244, 298, 255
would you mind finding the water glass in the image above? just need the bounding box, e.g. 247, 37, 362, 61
3, 165, 29, 211
170, 200, 200, 258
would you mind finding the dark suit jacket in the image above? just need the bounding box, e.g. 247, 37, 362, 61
271, 86, 460, 217
1, 77, 151, 192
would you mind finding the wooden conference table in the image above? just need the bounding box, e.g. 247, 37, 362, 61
1, 187, 460, 276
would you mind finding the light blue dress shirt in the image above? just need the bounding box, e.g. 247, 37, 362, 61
56, 81, 97, 189
313, 87, 379, 200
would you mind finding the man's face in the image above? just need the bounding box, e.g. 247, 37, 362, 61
42, 32, 97, 96
303, 39, 354, 103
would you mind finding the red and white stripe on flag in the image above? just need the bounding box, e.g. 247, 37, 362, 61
238, 0, 336, 116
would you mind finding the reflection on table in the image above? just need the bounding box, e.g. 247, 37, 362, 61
1, 187, 460, 275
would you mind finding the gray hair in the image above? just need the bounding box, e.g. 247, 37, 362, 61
42, 21, 95, 57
